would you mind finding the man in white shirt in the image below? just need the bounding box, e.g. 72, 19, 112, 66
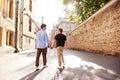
35, 24, 49, 71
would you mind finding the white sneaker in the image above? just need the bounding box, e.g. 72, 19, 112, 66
58, 66, 63, 69
43, 65, 48, 68
36, 66, 39, 69
35, 66, 39, 71
62, 63, 65, 69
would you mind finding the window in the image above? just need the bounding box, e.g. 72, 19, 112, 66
9, 1, 13, 19
29, 0, 32, 12
3, 0, 8, 17
28, 39, 30, 43
6, 30, 14, 46
29, 19, 32, 32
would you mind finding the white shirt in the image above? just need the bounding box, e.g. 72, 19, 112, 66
36, 30, 49, 48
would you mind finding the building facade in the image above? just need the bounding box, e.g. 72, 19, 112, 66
0, 0, 39, 54
18, 0, 38, 51
50, 17, 77, 41
57, 17, 77, 36
0, 0, 15, 54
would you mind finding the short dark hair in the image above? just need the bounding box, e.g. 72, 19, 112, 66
59, 28, 63, 33
41, 24, 46, 29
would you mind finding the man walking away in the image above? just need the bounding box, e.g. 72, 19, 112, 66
51, 28, 67, 69
35, 24, 49, 71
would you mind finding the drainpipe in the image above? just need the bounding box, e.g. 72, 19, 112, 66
14, 0, 19, 53
19, 0, 24, 50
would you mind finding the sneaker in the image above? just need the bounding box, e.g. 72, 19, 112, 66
43, 65, 48, 68
62, 63, 65, 69
35, 69, 39, 71
35, 66, 40, 71
57, 66, 63, 69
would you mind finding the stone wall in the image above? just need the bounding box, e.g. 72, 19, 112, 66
67, 1, 120, 56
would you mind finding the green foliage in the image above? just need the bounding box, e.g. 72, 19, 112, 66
63, 0, 109, 23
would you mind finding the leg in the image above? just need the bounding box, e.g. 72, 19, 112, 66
57, 47, 62, 67
35, 49, 42, 67
60, 47, 64, 64
59, 47, 64, 65
42, 48, 47, 66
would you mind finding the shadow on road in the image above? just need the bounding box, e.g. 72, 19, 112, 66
62, 65, 120, 80
64, 50, 120, 74
20, 68, 45, 80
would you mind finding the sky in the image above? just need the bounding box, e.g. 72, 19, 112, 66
34, 0, 66, 34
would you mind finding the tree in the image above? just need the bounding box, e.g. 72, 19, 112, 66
63, 0, 109, 23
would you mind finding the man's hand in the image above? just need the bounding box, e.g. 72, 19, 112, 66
64, 40, 67, 50
49, 42, 53, 49
49, 43, 53, 49
50, 39, 56, 49
50, 46, 53, 49
48, 42, 51, 48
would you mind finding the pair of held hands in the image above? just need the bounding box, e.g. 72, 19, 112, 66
48, 43, 67, 50
48, 43, 54, 49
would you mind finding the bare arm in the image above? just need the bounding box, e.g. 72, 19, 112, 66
51, 39, 56, 49
64, 40, 67, 49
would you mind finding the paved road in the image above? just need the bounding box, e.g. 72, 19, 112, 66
0, 50, 36, 80
0, 49, 57, 80
62, 50, 120, 80
0, 49, 120, 80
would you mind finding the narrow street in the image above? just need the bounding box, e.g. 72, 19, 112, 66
0, 49, 120, 80
0, 0, 120, 80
